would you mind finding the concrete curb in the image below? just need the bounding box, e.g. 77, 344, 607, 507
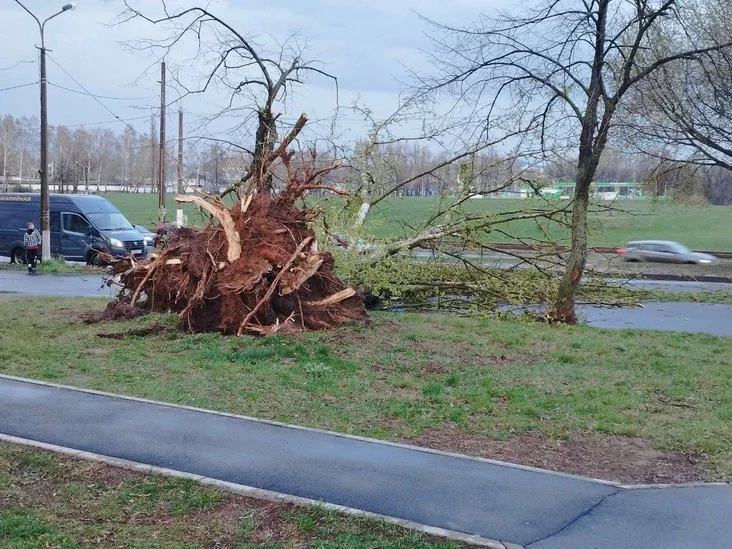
0, 433, 518, 549
619, 481, 729, 490
0, 373, 624, 488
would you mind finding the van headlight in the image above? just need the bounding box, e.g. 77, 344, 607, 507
143, 236, 152, 245
109, 238, 124, 248
699, 259, 711, 264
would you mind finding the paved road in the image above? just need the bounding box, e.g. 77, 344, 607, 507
0, 376, 729, 548
610, 277, 732, 293
0, 270, 114, 297
3, 271, 732, 335
582, 302, 732, 336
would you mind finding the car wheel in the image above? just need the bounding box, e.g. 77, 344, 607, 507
11, 247, 26, 265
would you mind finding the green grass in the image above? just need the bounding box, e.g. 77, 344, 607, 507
0, 444, 460, 549
103, 192, 218, 228
0, 258, 101, 274
103, 193, 732, 249
1, 296, 731, 479
364, 197, 732, 249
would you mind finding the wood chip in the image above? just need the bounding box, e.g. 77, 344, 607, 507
305, 287, 357, 307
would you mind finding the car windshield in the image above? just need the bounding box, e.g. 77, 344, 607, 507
87, 212, 134, 231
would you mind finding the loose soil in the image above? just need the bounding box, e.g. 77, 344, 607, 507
96, 322, 170, 339
404, 428, 707, 484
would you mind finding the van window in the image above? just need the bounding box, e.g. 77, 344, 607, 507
50, 212, 60, 232
86, 212, 133, 231
62, 213, 91, 234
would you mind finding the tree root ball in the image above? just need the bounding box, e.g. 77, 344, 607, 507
93, 190, 368, 335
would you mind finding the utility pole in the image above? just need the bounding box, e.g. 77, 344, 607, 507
177, 108, 184, 226
149, 114, 157, 194
13, 1, 76, 261
158, 61, 166, 224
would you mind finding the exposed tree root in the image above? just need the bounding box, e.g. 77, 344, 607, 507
92, 167, 367, 335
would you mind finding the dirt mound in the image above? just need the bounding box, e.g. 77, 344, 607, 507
95, 174, 367, 335
404, 428, 707, 484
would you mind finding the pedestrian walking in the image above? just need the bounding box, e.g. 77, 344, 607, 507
23, 222, 41, 274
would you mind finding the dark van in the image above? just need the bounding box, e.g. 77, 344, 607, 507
0, 193, 147, 264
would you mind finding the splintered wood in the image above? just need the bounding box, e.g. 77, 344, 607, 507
97, 183, 367, 335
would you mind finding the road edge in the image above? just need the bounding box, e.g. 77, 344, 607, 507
0, 433, 518, 549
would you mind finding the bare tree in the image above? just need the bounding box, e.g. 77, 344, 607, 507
118, 1, 335, 194
624, 2, 732, 180
418, 0, 732, 321
0, 116, 14, 192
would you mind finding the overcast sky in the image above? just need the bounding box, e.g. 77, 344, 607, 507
0, 0, 497, 145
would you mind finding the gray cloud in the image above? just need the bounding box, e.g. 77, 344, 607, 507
0, 0, 495, 140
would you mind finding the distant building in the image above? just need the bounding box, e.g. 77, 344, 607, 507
497, 181, 645, 199
553, 181, 644, 200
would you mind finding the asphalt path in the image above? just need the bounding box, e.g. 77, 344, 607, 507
0, 376, 729, 548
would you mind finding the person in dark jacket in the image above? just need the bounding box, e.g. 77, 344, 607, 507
23, 222, 41, 274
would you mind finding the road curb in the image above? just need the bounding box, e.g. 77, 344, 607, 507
619, 481, 729, 490
603, 272, 732, 284
0, 373, 624, 488
0, 433, 518, 549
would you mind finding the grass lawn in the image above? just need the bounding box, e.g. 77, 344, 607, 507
102, 193, 732, 250
362, 197, 732, 249
1, 296, 730, 482
103, 192, 208, 228
0, 444, 465, 549
0, 258, 102, 274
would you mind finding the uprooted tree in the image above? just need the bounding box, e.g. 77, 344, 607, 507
95, 3, 366, 334
102, 141, 367, 335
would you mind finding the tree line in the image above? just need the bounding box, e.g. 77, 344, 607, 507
0, 114, 253, 193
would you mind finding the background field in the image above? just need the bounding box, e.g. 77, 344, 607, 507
103, 193, 732, 250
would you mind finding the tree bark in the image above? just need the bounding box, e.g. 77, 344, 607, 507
552, 176, 590, 322
251, 108, 278, 193
551, 1, 609, 323
353, 202, 371, 228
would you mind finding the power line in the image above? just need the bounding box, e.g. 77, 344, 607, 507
62, 115, 152, 128
0, 82, 38, 93
0, 58, 37, 71
48, 82, 157, 101
47, 54, 151, 129
45, 53, 202, 177
0, 115, 151, 131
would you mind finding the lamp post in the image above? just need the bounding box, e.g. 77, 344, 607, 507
13, 1, 77, 261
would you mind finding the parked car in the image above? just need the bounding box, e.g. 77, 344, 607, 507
615, 240, 717, 264
133, 224, 157, 247
0, 193, 147, 265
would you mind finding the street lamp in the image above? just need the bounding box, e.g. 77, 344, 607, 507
13, 1, 77, 261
